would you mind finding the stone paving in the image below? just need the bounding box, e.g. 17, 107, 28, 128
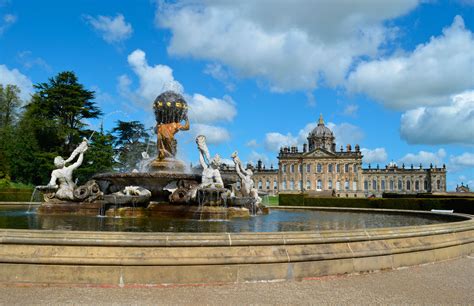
1, 255, 473, 305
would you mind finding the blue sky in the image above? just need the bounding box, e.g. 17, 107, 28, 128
0, 0, 473, 190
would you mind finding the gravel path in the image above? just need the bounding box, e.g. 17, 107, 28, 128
1, 256, 473, 305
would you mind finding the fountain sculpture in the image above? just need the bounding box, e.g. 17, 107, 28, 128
36, 90, 268, 219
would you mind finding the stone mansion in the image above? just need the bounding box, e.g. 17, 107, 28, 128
239, 115, 447, 197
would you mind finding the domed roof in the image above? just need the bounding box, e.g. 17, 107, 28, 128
309, 114, 333, 138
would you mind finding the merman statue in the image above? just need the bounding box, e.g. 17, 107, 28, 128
231, 151, 261, 204
196, 135, 223, 188
46, 138, 89, 201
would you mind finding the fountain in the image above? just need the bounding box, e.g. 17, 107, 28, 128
0, 89, 472, 286
36, 90, 267, 219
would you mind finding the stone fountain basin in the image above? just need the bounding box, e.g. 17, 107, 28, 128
0, 207, 472, 286
93, 171, 237, 201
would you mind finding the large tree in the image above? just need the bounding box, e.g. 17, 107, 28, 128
111, 120, 152, 172
0, 84, 22, 129
30, 71, 102, 154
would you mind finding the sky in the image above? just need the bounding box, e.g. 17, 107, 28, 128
0, 0, 473, 190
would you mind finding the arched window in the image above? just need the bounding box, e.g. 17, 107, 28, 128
306, 164, 311, 173
273, 180, 278, 190
282, 165, 287, 173
364, 180, 368, 191
344, 164, 349, 173
317, 179, 322, 190
415, 180, 419, 191
336, 181, 341, 191
317, 163, 322, 173
298, 180, 302, 190
298, 164, 302, 173
381, 180, 386, 190
406, 180, 411, 190
344, 180, 349, 190
266, 180, 270, 189
306, 180, 311, 190
372, 180, 377, 190
390, 180, 394, 191
353, 164, 357, 172
398, 180, 403, 190
290, 164, 294, 173
352, 181, 357, 191
328, 180, 333, 189
336, 164, 341, 173
328, 164, 333, 173
282, 181, 287, 190
290, 180, 294, 190
258, 180, 262, 189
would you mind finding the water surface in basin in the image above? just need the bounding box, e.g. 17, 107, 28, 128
0, 207, 460, 233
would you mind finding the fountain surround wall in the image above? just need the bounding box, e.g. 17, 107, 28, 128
0, 206, 472, 286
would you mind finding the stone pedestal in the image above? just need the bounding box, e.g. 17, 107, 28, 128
148, 158, 185, 172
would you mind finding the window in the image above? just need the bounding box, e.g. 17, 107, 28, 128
317, 180, 322, 190
381, 180, 386, 191
406, 180, 411, 190
328, 180, 333, 189
353, 164, 357, 172
352, 181, 357, 191
282, 181, 287, 190
344, 164, 349, 173
328, 164, 333, 173
390, 180, 394, 191
306, 164, 311, 173
336, 181, 341, 191
282, 165, 287, 173
306, 180, 311, 190
415, 180, 419, 191
290, 164, 294, 173
344, 180, 349, 190
266, 180, 270, 189
258, 180, 262, 190
372, 180, 377, 190
298, 164, 302, 173
273, 180, 278, 190
290, 180, 294, 190
298, 180, 302, 190
437, 180, 441, 190
398, 180, 403, 190
317, 163, 322, 173
424, 180, 428, 191
364, 180, 368, 191
336, 164, 340, 173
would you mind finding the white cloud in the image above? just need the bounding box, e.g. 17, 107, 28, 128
190, 124, 230, 144
16, 51, 51, 71
203, 63, 235, 91
156, 1, 419, 91
119, 49, 236, 143
246, 139, 258, 148
188, 94, 236, 124
84, 14, 133, 44
0, 65, 33, 100
0, 13, 16, 34
343, 104, 359, 117
361, 147, 388, 164
264, 132, 297, 152
399, 149, 446, 167
400, 91, 474, 145
449, 152, 474, 172
348, 16, 474, 110
247, 151, 270, 165
327, 122, 364, 147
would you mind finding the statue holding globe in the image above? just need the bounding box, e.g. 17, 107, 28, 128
149, 90, 189, 171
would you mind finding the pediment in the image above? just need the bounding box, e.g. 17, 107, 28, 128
303, 148, 337, 158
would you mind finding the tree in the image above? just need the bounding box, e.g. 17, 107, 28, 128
111, 120, 151, 171
30, 71, 102, 153
0, 84, 22, 129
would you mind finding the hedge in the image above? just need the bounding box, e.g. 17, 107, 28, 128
0, 187, 35, 202
279, 193, 474, 215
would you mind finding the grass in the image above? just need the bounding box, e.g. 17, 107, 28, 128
265, 195, 279, 206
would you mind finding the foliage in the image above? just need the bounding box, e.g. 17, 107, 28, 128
0, 84, 22, 129
111, 120, 153, 172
